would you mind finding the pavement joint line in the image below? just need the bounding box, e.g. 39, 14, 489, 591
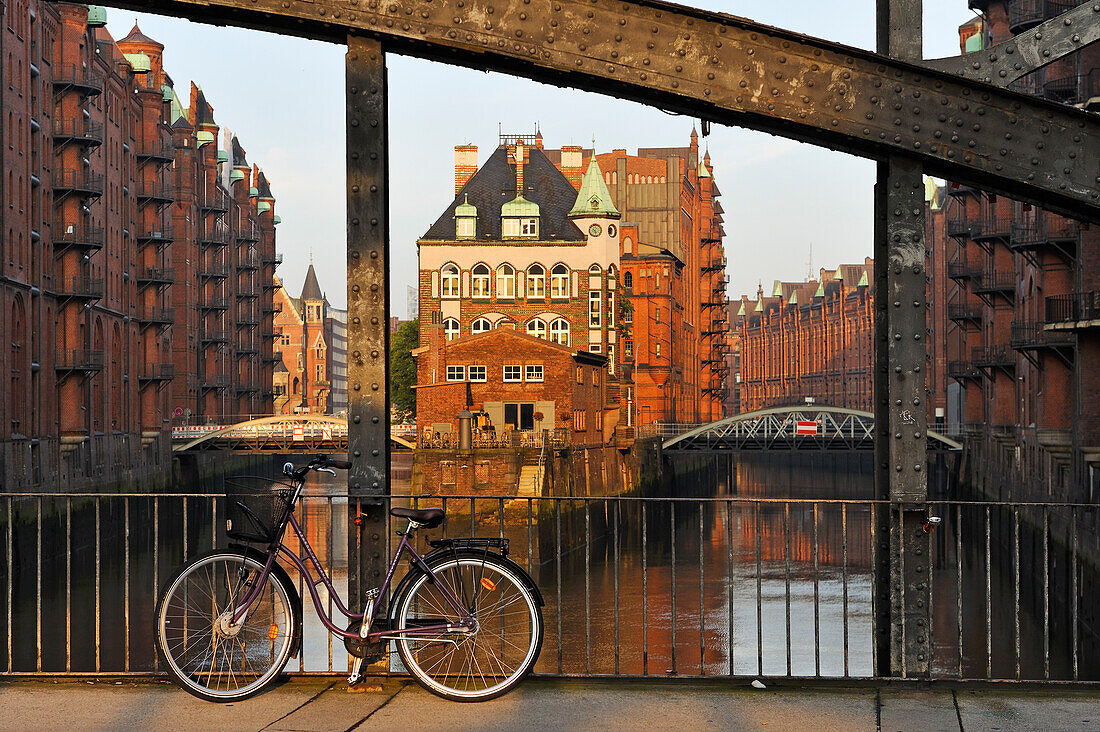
875, 687, 882, 732
257, 680, 337, 732
952, 688, 965, 731
344, 681, 408, 732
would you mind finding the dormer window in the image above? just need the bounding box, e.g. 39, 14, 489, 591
454, 195, 477, 239
502, 217, 538, 237
501, 195, 540, 238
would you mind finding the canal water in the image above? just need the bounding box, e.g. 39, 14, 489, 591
0, 450, 1088, 680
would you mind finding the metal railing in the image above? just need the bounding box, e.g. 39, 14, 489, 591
51, 170, 103, 196
418, 428, 570, 450
1007, 0, 1075, 32
1010, 321, 1076, 349
52, 118, 103, 145
1, 491, 1097, 682
1046, 291, 1100, 323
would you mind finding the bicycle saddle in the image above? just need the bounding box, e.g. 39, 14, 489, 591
390, 507, 444, 529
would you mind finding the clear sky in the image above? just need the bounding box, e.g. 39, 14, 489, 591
106, 1, 974, 314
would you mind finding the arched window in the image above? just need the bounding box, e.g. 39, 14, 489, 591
526, 318, 547, 340
471, 317, 492, 334
293, 377, 300, 394
549, 318, 570, 346
624, 271, 633, 289
588, 263, 602, 276
471, 264, 490, 298
496, 264, 515, 299
443, 318, 460, 341
441, 263, 460, 299
550, 264, 569, 299
526, 264, 545, 299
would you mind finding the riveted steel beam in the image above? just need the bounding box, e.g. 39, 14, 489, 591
926, 1, 1100, 85
108, 0, 1100, 220
346, 36, 390, 610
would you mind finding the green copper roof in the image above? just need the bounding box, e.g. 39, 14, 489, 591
501, 195, 540, 218
754, 299, 764, 312
230, 169, 246, 182
273, 215, 282, 225
569, 158, 620, 218
123, 53, 150, 73
815, 281, 825, 298
698, 162, 711, 178
257, 201, 271, 214
86, 5, 107, 27
736, 301, 746, 317
195, 130, 215, 147
789, 291, 800, 305
772, 280, 784, 297
964, 32, 983, 54
454, 194, 477, 218
161, 84, 174, 102
216, 150, 229, 164
249, 186, 259, 197
858, 270, 869, 287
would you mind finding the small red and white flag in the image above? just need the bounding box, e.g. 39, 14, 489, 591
795, 420, 818, 436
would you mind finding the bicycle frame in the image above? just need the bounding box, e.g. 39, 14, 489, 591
230, 502, 476, 644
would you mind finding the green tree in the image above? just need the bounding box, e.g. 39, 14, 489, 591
390, 319, 419, 422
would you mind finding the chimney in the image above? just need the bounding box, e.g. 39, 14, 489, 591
426, 311, 446, 384
560, 145, 584, 190
454, 145, 478, 195
513, 142, 526, 196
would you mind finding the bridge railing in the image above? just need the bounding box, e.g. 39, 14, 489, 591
0, 490, 1093, 682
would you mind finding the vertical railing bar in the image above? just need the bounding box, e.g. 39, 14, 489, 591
899, 505, 908, 679
36, 497, 42, 673
755, 503, 763, 678
153, 496, 159, 672
584, 498, 591, 676
613, 498, 621, 676
726, 499, 735, 678
328, 496, 335, 673
698, 501, 705, 676
841, 502, 849, 678
6, 497, 12, 673
124, 496, 131, 672
527, 498, 534, 577
642, 500, 649, 676
67, 497, 73, 673
813, 502, 821, 678
1013, 506, 1020, 681
956, 503, 963, 680
555, 498, 563, 675
95, 498, 101, 673
990, 501, 998, 678
869, 500, 877, 676
1043, 505, 1050, 680
1072, 507, 1079, 681
469, 497, 475, 538
784, 502, 791, 677
670, 500, 677, 675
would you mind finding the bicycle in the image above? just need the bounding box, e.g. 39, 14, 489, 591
154, 453, 544, 702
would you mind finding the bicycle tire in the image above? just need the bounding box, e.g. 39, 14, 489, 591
394, 553, 543, 701
155, 550, 298, 702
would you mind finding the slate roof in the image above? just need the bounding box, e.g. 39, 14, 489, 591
119, 23, 163, 48
193, 86, 215, 127
422, 146, 584, 242
256, 169, 272, 198
232, 136, 248, 167
301, 264, 324, 301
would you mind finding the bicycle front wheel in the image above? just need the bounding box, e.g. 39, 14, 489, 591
395, 554, 543, 701
155, 550, 297, 702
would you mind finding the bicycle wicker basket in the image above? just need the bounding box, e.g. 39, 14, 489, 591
224, 475, 297, 543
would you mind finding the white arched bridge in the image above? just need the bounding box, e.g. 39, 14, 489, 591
660, 406, 962, 453
172, 415, 414, 453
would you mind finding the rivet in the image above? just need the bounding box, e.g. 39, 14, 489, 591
372, 383, 380, 391
353, 416, 361, 424
372, 416, 380, 424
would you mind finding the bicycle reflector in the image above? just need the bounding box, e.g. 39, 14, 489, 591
480, 578, 496, 592
268, 624, 279, 642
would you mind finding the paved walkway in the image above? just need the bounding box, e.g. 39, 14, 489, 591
1, 677, 1098, 731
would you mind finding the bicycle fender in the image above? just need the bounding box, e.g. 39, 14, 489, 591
229, 544, 305, 659
386, 548, 544, 621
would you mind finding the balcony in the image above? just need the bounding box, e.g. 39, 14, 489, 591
199, 295, 230, 311
1008, 0, 1075, 34
946, 182, 981, 200
237, 224, 261, 243
947, 360, 981, 382
973, 270, 1016, 297
972, 213, 1012, 243
135, 141, 175, 164
238, 255, 260, 271
199, 188, 230, 213
138, 364, 175, 383
1010, 213, 1079, 259
136, 306, 174, 326
237, 285, 259, 299
52, 170, 104, 198
136, 266, 174, 287
262, 302, 283, 315
235, 382, 259, 394
236, 314, 260, 328
948, 304, 982, 323
200, 329, 229, 344
236, 344, 259, 356
946, 218, 971, 238
1046, 291, 1100, 328
52, 222, 104, 252
1010, 321, 1076, 351
946, 261, 976, 281
972, 345, 1015, 370
53, 118, 103, 147
52, 64, 104, 95
55, 349, 105, 373
201, 375, 231, 391
135, 225, 174, 246
199, 264, 229, 280
53, 276, 104, 301
134, 181, 176, 204
262, 252, 284, 267
199, 227, 231, 247
262, 354, 283, 364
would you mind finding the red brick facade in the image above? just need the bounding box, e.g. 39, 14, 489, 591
0, 3, 277, 488
272, 265, 332, 414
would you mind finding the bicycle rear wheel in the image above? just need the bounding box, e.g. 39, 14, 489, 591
394, 554, 542, 701
155, 550, 297, 702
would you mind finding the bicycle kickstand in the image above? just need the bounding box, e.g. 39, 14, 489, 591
347, 593, 378, 687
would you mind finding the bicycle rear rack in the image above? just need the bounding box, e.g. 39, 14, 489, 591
428, 536, 510, 556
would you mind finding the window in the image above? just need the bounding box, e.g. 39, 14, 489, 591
589, 291, 601, 328
297, 353, 303, 370
624, 271, 633, 289
526, 318, 547, 340
504, 403, 535, 430
471, 264, 490, 298
573, 409, 587, 431
655, 307, 661, 324
456, 217, 475, 238
625, 340, 633, 359
551, 264, 569, 299
525, 364, 544, 382
592, 368, 600, 387
471, 317, 492, 334
576, 366, 583, 384
607, 291, 615, 327
656, 342, 661, 358
447, 365, 465, 381
521, 218, 538, 236
607, 344, 615, 374
496, 264, 515, 299
441, 264, 460, 299
595, 410, 603, 432
589, 264, 602, 276
469, 365, 486, 382
443, 318, 460, 341
549, 318, 570, 345
316, 364, 325, 381
526, 264, 545, 298
503, 364, 522, 382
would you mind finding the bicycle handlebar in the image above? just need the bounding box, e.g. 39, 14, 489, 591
284, 453, 351, 479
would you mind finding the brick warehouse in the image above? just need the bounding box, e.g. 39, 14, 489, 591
415, 129, 729, 442
0, 3, 278, 490
939, 2, 1100, 501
